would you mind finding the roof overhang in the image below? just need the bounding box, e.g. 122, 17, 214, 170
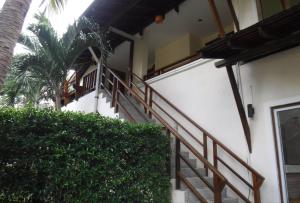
83, 0, 187, 48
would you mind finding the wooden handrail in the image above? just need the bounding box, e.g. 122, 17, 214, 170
144, 53, 202, 80
179, 153, 214, 191
130, 71, 264, 202
63, 64, 264, 202
178, 172, 209, 203
132, 71, 264, 179
105, 67, 226, 181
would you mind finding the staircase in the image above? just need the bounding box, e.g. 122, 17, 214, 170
96, 67, 265, 203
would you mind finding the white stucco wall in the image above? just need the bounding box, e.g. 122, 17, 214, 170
146, 46, 300, 202
62, 91, 119, 119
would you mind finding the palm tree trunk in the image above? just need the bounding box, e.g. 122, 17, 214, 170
0, 0, 32, 88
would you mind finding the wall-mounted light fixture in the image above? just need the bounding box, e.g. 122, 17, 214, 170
155, 15, 165, 24
247, 104, 255, 118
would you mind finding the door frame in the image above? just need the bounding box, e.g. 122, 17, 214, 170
271, 101, 300, 203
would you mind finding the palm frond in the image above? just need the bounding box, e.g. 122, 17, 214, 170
18, 34, 41, 53
62, 16, 104, 49
65, 32, 110, 68
40, 0, 67, 12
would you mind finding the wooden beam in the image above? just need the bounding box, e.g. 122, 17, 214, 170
280, 0, 290, 10
226, 0, 240, 31
255, 0, 263, 20
128, 39, 134, 87
207, 0, 225, 37
105, 0, 143, 27
257, 27, 280, 40
226, 65, 252, 153
215, 29, 300, 68
226, 40, 249, 50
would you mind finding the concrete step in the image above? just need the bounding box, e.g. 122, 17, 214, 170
171, 158, 197, 169
181, 167, 206, 178
186, 193, 238, 203
184, 188, 226, 202
183, 186, 238, 203
181, 177, 213, 189
172, 190, 186, 203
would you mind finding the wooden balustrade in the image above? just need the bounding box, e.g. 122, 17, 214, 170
144, 53, 202, 80
130, 71, 264, 203
82, 70, 97, 93
100, 67, 228, 202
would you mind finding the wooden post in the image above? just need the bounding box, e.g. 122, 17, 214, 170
208, 0, 225, 37
128, 40, 134, 89
226, 0, 240, 31
213, 140, 218, 168
280, 0, 289, 10
148, 89, 153, 118
203, 133, 208, 176
111, 77, 117, 108
175, 138, 181, 189
115, 81, 120, 113
252, 173, 263, 203
144, 86, 148, 113
255, 0, 263, 20
213, 175, 225, 203
226, 65, 252, 153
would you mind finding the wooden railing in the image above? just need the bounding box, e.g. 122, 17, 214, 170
62, 70, 98, 106
82, 69, 97, 94
101, 67, 264, 203
144, 53, 202, 80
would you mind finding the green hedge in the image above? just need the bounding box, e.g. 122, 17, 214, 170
0, 108, 171, 203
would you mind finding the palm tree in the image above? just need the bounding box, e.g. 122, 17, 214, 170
0, 55, 49, 107
13, 13, 108, 111
0, 0, 66, 89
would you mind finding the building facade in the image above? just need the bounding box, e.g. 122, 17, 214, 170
62, 1, 300, 202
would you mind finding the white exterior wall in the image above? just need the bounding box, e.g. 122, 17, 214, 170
133, 38, 149, 78
146, 46, 300, 202
62, 91, 119, 119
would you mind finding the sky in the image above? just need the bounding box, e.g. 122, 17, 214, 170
0, 0, 94, 54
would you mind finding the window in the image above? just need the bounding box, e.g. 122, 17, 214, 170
277, 107, 300, 166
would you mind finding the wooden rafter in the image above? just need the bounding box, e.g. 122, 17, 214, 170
226, 65, 252, 153
207, 0, 225, 37
215, 28, 300, 68
105, 0, 143, 27
280, 0, 290, 10
226, 0, 240, 31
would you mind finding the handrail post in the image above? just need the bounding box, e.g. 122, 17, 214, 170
175, 138, 181, 189
213, 174, 225, 203
203, 133, 208, 176
112, 77, 117, 108
115, 80, 120, 113
253, 173, 263, 203
144, 86, 148, 113
149, 88, 153, 118
213, 140, 218, 168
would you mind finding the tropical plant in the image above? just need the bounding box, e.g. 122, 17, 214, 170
0, 0, 67, 89
0, 64, 23, 107
13, 13, 108, 111
0, 56, 50, 107
0, 107, 171, 202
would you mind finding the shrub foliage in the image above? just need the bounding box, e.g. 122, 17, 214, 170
0, 108, 171, 203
